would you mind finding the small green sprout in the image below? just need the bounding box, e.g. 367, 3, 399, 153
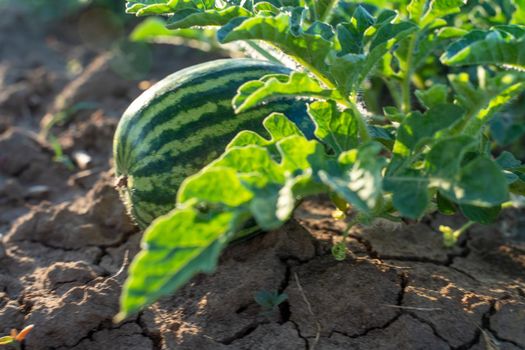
254, 290, 288, 314
331, 242, 347, 261
49, 135, 75, 170
0, 325, 34, 349
439, 221, 475, 248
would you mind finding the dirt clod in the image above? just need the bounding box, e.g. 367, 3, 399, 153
490, 299, 525, 348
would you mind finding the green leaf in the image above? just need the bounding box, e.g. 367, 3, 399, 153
369, 21, 417, 51
421, 0, 466, 26
218, 13, 334, 73
130, 17, 218, 45
407, 0, 426, 22
307, 100, 359, 154
441, 28, 525, 70
490, 115, 525, 146
130, 17, 175, 40
449, 71, 525, 136
512, 0, 525, 24
247, 181, 285, 230
439, 156, 510, 207
437, 26, 468, 39
166, 6, 252, 29
510, 177, 525, 196
233, 72, 342, 112
336, 6, 374, 55
384, 170, 430, 219
0, 336, 14, 345
329, 19, 416, 94
391, 103, 464, 159
383, 106, 405, 123
126, 0, 169, 14
277, 172, 325, 220
407, 0, 465, 27
426, 136, 477, 179
136, 3, 174, 15
460, 204, 501, 224
227, 112, 305, 149
495, 151, 525, 194
319, 142, 386, 213
118, 208, 242, 319
253, 2, 281, 15
126, 0, 217, 16
424, 136, 509, 212
178, 167, 253, 206
448, 73, 487, 113
496, 151, 522, 169
211, 146, 284, 183
254, 290, 288, 309
437, 192, 457, 215
415, 84, 448, 109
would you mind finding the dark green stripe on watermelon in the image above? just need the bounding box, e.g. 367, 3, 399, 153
114, 58, 314, 229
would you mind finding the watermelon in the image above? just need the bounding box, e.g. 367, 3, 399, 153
114, 58, 313, 229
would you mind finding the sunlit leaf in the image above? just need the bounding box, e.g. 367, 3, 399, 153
307, 100, 359, 153
218, 13, 335, 73
233, 72, 342, 112
441, 28, 525, 70
415, 84, 449, 109
384, 169, 430, 219
320, 142, 386, 212
166, 6, 252, 29
391, 104, 464, 160
118, 208, 242, 319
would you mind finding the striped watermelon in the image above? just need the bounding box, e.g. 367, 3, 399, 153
114, 58, 313, 229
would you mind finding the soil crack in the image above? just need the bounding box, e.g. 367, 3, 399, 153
330, 312, 403, 339
327, 271, 407, 340
289, 320, 309, 350
137, 312, 162, 350
407, 312, 453, 350
277, 259, 293, 324
219, 322, 262, 345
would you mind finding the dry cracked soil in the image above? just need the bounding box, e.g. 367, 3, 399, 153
1, 3, 524, 350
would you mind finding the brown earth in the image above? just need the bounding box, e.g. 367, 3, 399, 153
1, 4, 524, 350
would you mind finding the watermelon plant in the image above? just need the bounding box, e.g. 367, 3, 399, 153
114, 0, 525, 320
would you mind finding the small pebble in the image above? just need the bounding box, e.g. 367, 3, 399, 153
73, 151, 92, 169
25, 185, 50, 199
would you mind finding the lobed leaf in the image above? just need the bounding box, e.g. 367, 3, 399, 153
218, 13, 335, 73
390, 104, 464, 162
415, 84, 449, 109
441, 27, 525, 70
307, 100, 359, 154
233, 72, 342, 113
319, 142, 386, 213
166, 6, 252, 29
118, 208, 241, 319
384, 170, 430, 219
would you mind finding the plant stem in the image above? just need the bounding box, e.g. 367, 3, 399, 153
401, 33, 418, 114
458, 221, 475, 234
244, 40, 283, 65
321, 0, 339, 23
383, 78, 403, 111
